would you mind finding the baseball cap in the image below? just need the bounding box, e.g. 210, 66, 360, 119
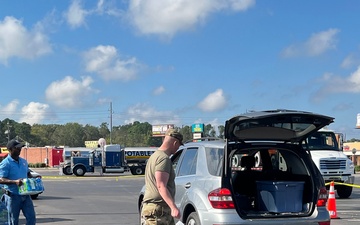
165, 128, 184, 145
7, 140, 25, 150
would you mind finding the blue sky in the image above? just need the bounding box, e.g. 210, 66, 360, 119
1, 0, 360, 139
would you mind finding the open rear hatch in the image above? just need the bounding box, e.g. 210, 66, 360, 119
223, 110, 333, 219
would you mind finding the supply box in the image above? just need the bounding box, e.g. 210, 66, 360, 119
256, 181, 304, 213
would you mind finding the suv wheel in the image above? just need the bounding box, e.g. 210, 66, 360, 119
186, 212, 200, 225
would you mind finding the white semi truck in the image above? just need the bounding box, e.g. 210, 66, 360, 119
306, 129, 355, 198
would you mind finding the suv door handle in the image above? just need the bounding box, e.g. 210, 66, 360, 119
185, 182, 191, 189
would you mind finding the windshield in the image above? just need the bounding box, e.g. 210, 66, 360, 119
304, 131, 340, 151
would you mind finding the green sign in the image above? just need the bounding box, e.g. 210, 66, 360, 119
192, 123, 204, 133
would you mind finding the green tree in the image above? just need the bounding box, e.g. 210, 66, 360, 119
147, 136, 162, 147
346, 138, 360, 142
99, 122, 110, 140
52, 125, 66, 146
83, 124, 101, 141
179, 125, 192, 143
218, 125, 225, 139
13, 122, 33, 146
1, 119, 16, 144
30, 124, 60, 147
64, 123, 85, 147
126, 121, 152, 147
112, 124, 130, 147
204, 124, 215, 137
0, 119, 13, 145
2, 118, 229, 147
51, 123, 85, 147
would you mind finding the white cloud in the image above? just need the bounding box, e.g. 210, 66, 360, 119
153, 86, 165, 95
312, 66, 360, 102
198, 89, 228, 112
124, 103, 181, 125
83, 45, 143, 81
0, 100, 19, 120
127, 0, 255, 38
64, 0, 88, 29
282, 28, 339, 58
45, 76, 98, 108
347, 67, 360, 92
94, 0, 122, 17
341, 54, 360, 69
230, 0, 256, 11
0, 16, 52, 65
306, 29, 339, 56
64, 0, 122, 29
19, 102, 54, 125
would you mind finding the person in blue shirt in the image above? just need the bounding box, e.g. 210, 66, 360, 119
0, 140, 36, 225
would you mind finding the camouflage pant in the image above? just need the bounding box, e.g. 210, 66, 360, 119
141, 202, 175, 225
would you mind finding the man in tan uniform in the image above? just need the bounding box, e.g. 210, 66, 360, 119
141, 128, 183, 225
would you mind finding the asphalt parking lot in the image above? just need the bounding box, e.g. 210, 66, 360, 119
15, 168, 360, 225
22, 168, 144, 225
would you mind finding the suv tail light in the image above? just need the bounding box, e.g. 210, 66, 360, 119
317, 187, 328, 207
208, 188, 235, 209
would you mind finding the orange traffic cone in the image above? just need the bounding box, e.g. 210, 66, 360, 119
327, 181, 339, 219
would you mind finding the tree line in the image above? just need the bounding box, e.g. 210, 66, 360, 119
0, 118, 225, 148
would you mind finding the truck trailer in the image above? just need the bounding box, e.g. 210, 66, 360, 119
124, 147, 156, 175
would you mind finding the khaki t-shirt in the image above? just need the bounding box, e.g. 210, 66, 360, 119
143, 150, 175, 204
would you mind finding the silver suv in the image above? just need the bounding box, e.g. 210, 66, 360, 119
138, 109, 331, 225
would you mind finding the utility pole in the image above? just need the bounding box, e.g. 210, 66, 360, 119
6, 122, 11, 142
109, 102, 113, 144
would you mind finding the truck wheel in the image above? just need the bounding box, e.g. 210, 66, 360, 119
131, 167, 144, 175
63, 166, 73, 175
73, 165, 86, 176
337, 185, 352, 198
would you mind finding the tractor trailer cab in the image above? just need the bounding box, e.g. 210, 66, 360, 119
67, 145, 157, 176
60, 147, 94, 175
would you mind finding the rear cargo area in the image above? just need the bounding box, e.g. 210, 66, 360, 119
231, 148, 314, 217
